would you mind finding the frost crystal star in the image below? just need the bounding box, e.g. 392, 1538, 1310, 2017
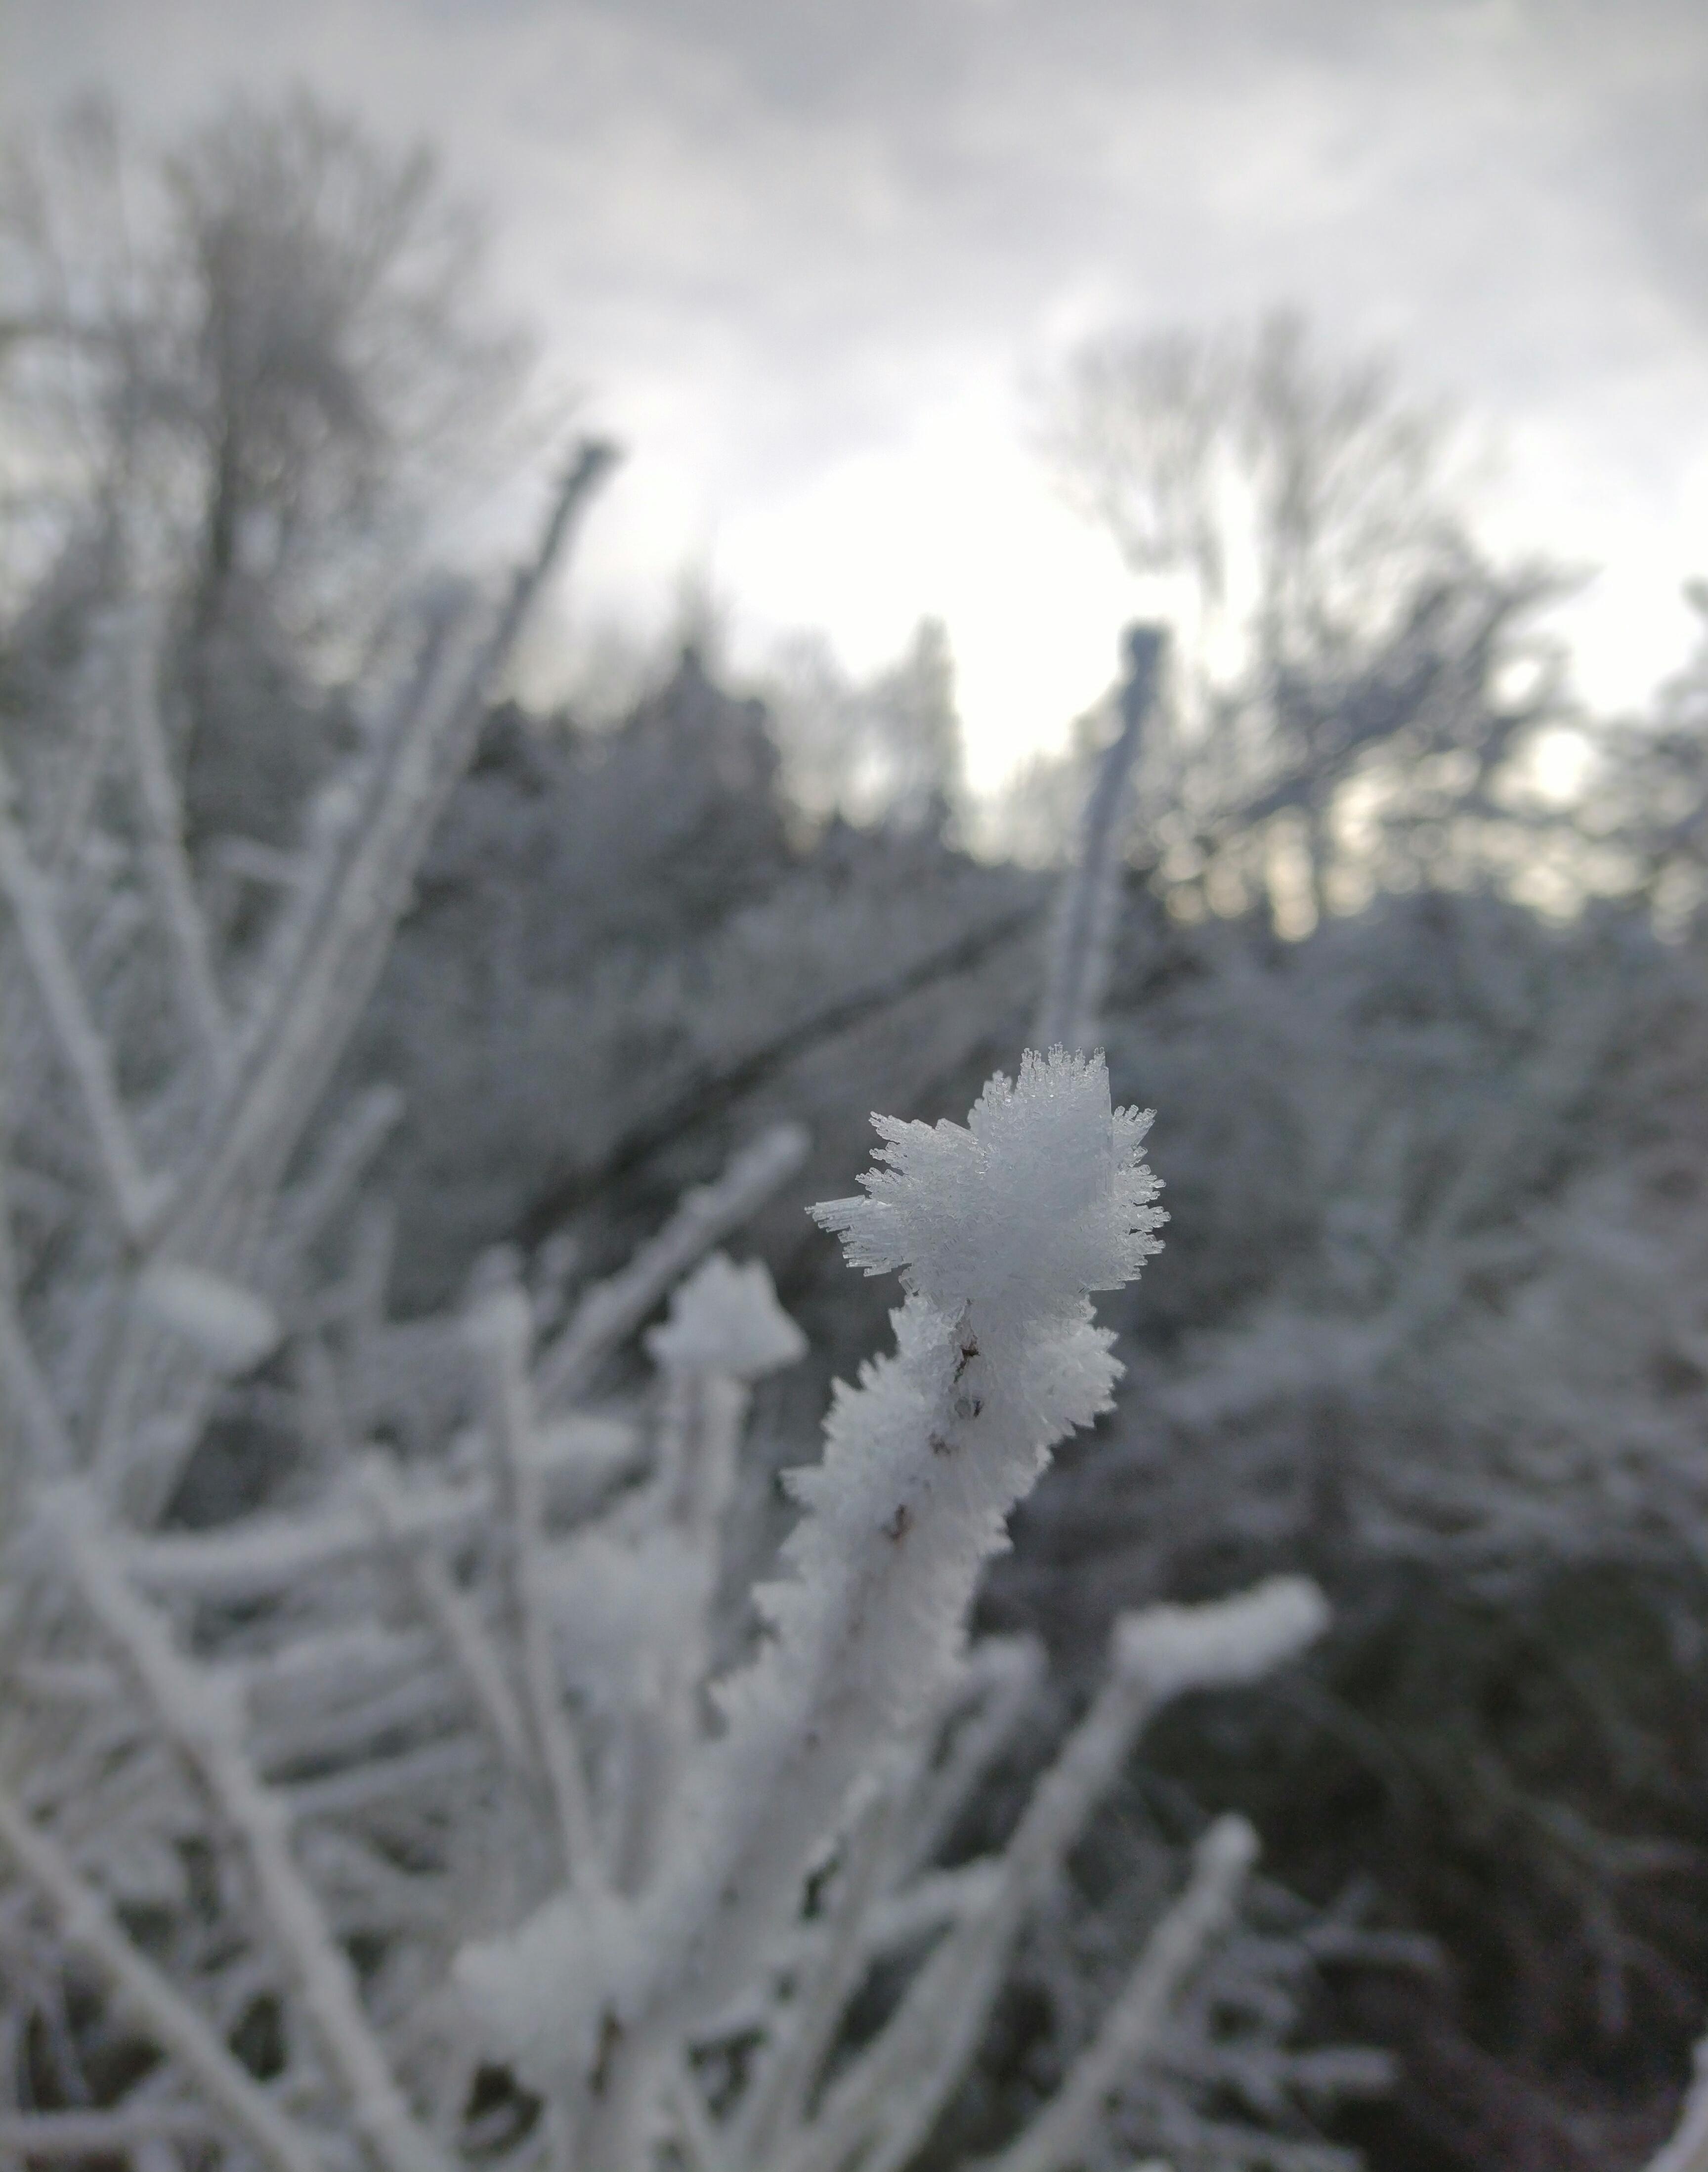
812, 1045, 1166, 1327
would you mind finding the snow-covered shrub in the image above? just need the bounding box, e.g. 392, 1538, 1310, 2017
0, 485, 1367, 2164
987, 881, 1708, 2165
0, 955, 1370, 2171
238, 581, 1708, 2162
355, 658, 1044, 1322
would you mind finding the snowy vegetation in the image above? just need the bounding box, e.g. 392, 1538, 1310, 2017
9, 86, 1708, 2172
0, 521, 1376, 2167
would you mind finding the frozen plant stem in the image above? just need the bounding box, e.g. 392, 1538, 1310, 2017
356, 1452, 533, 1777
0, 752, 169, 1243
114, 610, 232, 1081
0, 1783, 321, 2172
534, 1121, 809, 1410
0, 2110, 219, 2156
41, 1486, 455, 2172
981, 1814, 1258, 2172
790, 1578, 1327, 2172
459, 1048, 1167, 2152
0, 1126, 73, 1482
616, 1256, 806, 1892
1035, 622, 1166, 1055
158, 444, 619, 1284
469, 1287, 602, 1886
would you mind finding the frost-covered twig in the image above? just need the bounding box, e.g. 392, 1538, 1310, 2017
461, 1049, 1167, 2151
613, 1255, 807, 1891
791, 1580, 1327, 2172
731, 1785, 895, 2166
116, 1414, 641, 1597
1035, 623, 1166, 1054
658, 1054, 1158, 2051
356, 1453, 531, 1776
468, 1288, 601, 1885
0, 2107, 219, 2155
0, 1136, 74, 1484
0, 1781, 322, 2172
119, 1487, 489, 1597
109, 443, 615, 1326
979, 1814, 1258, 2172
0, 752, 170, 1242
534, 1120, 809, 1409
885, 1632, 1047, 1882
114, 611, 231, 1080
43, 1486, 455, 2172
186, 598, 485, 1231
269, 1085, 405, 1276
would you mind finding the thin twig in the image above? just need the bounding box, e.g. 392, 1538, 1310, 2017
978, 1815, 1258, 2172
46, 1486, 455, 2172
1034, 623, 1165, 1054
114, 612, 231, 1080
611, 1367, 749, 1894
0, 755, 169, 1243
0, 2106, 217, 2156
534, 1123, 808, 1410
0, 1124, 74, 1479
268, 1086, 404, 1275
735, 1789, 894, 2166
469, 1291, 601, 1886
0, 1782, 322, 2172
356, 1453, 532, 1776
183, 441, 618, 1241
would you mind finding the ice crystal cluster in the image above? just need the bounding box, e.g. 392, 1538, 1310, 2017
0, 477, 1377, 2172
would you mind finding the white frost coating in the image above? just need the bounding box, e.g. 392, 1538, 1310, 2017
982, 1813, 1258, 2172
1113, 1574, 1331, 1702
457, 1049, 1165, 2125
544, 1527, 701, 1705
535, 1121, 810, 1409
815, 1045, 1164, 1326
1033, 624, 1165, 1057
135, 1264, 282, 1373
707, 1051, 1162, 1937
643, 1252, 807, 1378
537, 1414, 639, 1471
455, 1885, 648, 2089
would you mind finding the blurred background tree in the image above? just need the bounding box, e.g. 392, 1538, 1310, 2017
762, 613, 964, 837
0, 89, 532, 852
1037, 311, 1576, 929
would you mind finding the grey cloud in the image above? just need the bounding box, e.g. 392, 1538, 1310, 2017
7, 0, 1708, 705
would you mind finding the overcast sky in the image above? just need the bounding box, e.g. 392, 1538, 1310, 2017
7, 0, 1708, 782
